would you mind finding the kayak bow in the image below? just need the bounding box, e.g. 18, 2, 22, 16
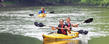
38, 13, 46, 18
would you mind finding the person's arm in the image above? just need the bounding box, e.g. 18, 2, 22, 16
65, 26, 71, 34
51, 26, 56, 30
51, 25, 59, 30
72, 24, 78, 27
64, 23, 71, 30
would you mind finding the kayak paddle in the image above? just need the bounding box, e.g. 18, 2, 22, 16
83, 18, 93, 23
29, 14, 34, 16
29, 11, 55, 16
34, 18, 93, 35
34, 18, 93, 27
49, 11, 55, 13
34, 22, 45, 27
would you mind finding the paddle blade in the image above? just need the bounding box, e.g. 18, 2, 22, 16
29, 14, 34, 16
49, 11, 54, 13
34, 22, 39, 26
34, 22, 45, 27
38, 23, 45, 27
77, 30, 88, 35
84, 18, 93, 23
84, 31, 88, 35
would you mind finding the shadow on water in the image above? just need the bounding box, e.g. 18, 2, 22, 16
0, 33, 43, 44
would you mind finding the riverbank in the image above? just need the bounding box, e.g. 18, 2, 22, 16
1, 1, 109, 8
1, 5, 109, 12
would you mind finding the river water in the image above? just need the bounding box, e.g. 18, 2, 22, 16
0, 6, 109, 44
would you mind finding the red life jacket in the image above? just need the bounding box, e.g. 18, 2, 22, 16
66, 23, 72, 30
61, 25, 66, 34
41, 10, 44, 13
68, 23, 71, 27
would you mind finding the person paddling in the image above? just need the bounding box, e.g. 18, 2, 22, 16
65, 17, 78, 31
65, 17, 89, 35
38, 7, 46, 14
52, 19, 70, 35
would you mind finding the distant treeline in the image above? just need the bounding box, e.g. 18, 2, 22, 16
81, 0, 109, 6
2, 0, 109, 7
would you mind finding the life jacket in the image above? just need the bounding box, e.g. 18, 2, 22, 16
68, 23, 71, 27
61, 24, 66, 34
65, 22, 72, 30
41, 10, 45, 13
58, 24, 67, 35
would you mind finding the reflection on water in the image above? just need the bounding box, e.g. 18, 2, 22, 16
43, 39, 88, 44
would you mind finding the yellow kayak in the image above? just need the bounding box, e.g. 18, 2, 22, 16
43, 39, 79, 44
42, 31, 79, 40
38, 13, 46, 18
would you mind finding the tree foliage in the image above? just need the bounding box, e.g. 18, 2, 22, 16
3, 0, 109, 6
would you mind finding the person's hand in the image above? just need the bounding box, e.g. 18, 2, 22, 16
75, 24, 78, 27
72, 24, 78, 27
67, 28, 71, 34
56, 27, 59, 29
65, 26, 71, 34
51, 26, 56, 30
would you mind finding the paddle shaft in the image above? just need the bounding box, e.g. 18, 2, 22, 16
34, 18, 93, 27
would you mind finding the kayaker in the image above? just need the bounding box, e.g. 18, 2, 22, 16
38, 7, 46, 14
65, 17, 89, 35
52, 19, 70, 35
65, 17, 78, 31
